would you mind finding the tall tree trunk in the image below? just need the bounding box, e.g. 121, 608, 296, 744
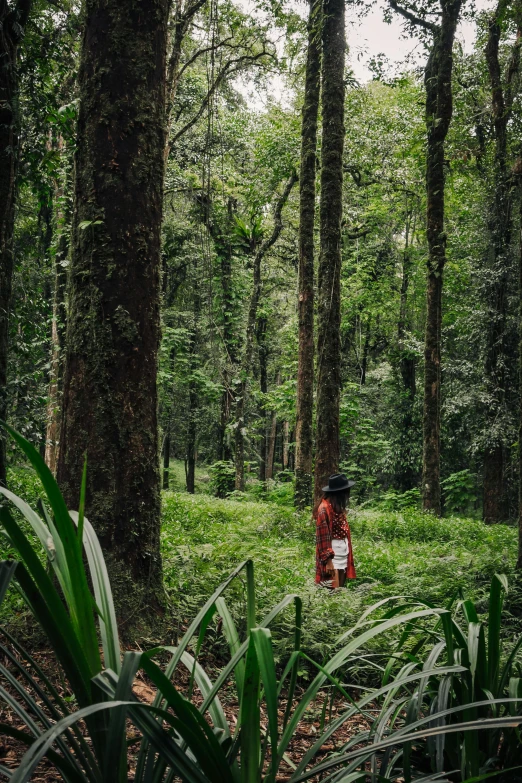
421, 0, 462, 515
44, 242, 67, 475
186, 385, 197, 493
282, 420, 289, 470
482, 1, 521, 523
313, 0, 345, 505
202, 197, 236, 460
265, 410, 277, 481
57, 0, 169, 625
186, 269, 200, 494
256, 315, 268, 482
294, 0, 321, 510
234, 172, 297, 491
0, 0, 32, 486
518, 186, 522, 569
45, 141, 69, 475
360, 318, 371, 386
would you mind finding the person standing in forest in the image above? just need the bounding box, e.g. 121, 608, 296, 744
315, 474, 356, 588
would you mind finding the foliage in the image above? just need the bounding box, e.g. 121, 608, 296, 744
371, 487, 421, 512
1, 429, 522, 783
209, 460, 236, 498
441, 470, 478, 514
160, 486, 517, 667
380, 574, 522, 779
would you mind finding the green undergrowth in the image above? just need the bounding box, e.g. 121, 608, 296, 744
162, 491, 519, 678
3, 465, 520, 682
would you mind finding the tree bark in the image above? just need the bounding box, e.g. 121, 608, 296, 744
256, 315, 268, 481
482, 1, 521, 523
45, 139, 69, 475
265, 410, 277, 481
201, 197, 236, 460
518, 187, 522, 569
57, 0, 169, 626
313, 0, 345, 505
186, 267, 200, 494
282, 420, 289, 470
421, 0, 462, 515
234, 171, 297, 490
294, 0, 321, 510
162, 428, 170, 490
0, 0, 32, 486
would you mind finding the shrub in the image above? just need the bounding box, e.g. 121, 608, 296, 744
208, 460, 236, 498
441, 469, 478, 514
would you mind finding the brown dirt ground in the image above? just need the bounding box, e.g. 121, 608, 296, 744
0, 641, 372, 782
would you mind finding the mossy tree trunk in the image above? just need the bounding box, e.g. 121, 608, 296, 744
313, 0, 345, 505
518, 185, 522, 569
421, 0, 461, 515
45, 139, 69, 475
186, 261, 200, 494
0, 0, 32, 486
57, 0, 169, 625
482, 1, 521, 523
294, 0, 321, 510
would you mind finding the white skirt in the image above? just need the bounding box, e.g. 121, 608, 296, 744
332, 538, 349, 570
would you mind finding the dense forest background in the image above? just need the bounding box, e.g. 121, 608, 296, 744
3, 0, 522, 604
3, 0, 522, 777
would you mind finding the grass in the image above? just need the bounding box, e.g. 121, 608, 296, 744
161, 488, 519, 678
4, 462, 520, 680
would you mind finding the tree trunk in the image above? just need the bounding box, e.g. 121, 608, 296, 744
186, 387, 197, 493
0, 0, 32, 486
256, 315, 268, 482
313, 0, 345, 505
234, 172, 297, 490
421, 0, 462, 515
186, 272, 200, 495
282, 420, 289, 470
162, 428, 170, 490
360, 318, 371, 386
45, 141, 69, 475
202, 197, 236, 460
265, 410, 277, 481
482, 3, 521, 523
57, 0, 169, 626
294, 0, 321, 510
518, 187, 522, 568
44, 245, 67, 475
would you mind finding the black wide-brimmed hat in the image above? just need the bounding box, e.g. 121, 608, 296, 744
322, 473, 355, 493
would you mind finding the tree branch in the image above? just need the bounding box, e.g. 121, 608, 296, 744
388, 0, 438, 33
170, 46, 273, 145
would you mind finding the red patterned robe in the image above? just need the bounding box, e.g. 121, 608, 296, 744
315, 498, 356, 585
